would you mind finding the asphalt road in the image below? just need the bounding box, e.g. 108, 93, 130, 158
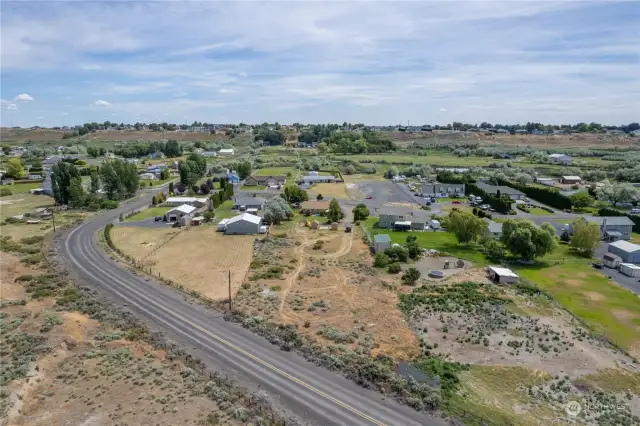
57, 189, 447, 426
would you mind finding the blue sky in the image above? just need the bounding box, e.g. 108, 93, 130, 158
1, 1, 638, 127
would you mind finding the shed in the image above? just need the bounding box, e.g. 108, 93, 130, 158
330, 222, 339, 230
167, 204, 197, 222
310, 221, 319, 230
373, 234, 392, 253
191, 216, 204, 226
225, 213, 262, 235
620, 263, 640, 277
487, 266, 519, 284
429, 219, 441, 230
608, 240, 640, 263
603, 252, 622, 269
561, 176, 582, 184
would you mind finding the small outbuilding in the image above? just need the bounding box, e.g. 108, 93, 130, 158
608, 240, 640, 263
620, 263, 640, 278
487, 266, 519, 284
225, 213, 262, 235
191, 216, 204, 226
167, 204, 197, 222
217, 218, 230, 232
373, 234, 392, 253
561, 176, 582, 184
310, 221, 319, 230
330, 222, 339, 230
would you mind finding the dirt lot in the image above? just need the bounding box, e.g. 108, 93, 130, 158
307, 182, 351, 200
0, 252, 245, 426
110, 226, 182, 261
124, 227, 256, 300
235, 225, 420, 359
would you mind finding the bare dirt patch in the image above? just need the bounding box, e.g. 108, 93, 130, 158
139, 228, 255, 300
110, 226, 181, 261
236, 224, 419, 359
308, 182, 350, 199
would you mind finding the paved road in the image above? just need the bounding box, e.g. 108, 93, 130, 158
57, 189, 446, 426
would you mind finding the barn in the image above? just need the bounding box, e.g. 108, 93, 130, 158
608, 240, 640, 263
225, 213, 262, 235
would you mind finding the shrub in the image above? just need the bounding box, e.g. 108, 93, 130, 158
374, 253, 390, 267
388, 263, 401, 274
401, 267, 421, 285
0, 188, 12, 197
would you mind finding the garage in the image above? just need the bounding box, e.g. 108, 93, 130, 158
225, 213, 262, 235
167, 204, 197, 222
608, 240, 640, 263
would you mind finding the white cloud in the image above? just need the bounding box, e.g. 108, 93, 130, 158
1, 100, 18, 110
14, 93, 34, 101
439, 108, 447, 112
112, 113, 117, 116
219, 89, 237, 94
93, 99, 111, 106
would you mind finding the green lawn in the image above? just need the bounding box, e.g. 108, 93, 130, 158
253, 167, 297, 176
380, 229, 490, 265
3, 181, 42, 194
631, 233, 640, 244
213, 200, 236, 221
514, 244, 640, 353
124, 206, 171, 222
528, 207, 553, 216
241, 185, 267, 190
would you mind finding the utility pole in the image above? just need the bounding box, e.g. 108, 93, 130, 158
228, 270, 232, 311
52, 206, 57, 232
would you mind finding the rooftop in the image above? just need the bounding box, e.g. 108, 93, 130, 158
562, 176, 581, 180
302, 175, 336, 181
169, 204, 197, 214
167, 196, 208, 204
476, 182, 525, 196
379, 205, 430, 220
488, 266, 518, 278
620, 263, 640, 270
234, 196, 266, 205
549, 153, 569, 158
249, 175, 286, 182
227, 213, 262, 225
373, 234, 391, 243
595, 216, 635, 227
609, 240, 640, 253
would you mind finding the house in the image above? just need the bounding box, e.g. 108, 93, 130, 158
219, 148, 235, 156
549, 153, 572, 164
202, 151, 218, 157
226, 172, 240, 184
166, 204, 197, 222
420, 182, 465, 198
166, 197, 209, 207
484, 218, 503, 239
245, 175, 287, 187
301, 175, 337, 184
373, 234, 391, 253
487, 266, 519, 284
233, 196, 266, 211
596, 217, 635, 241
140, 173, 156, 180
148, 152, 165, 159
28, 174, 43, 180
193, 148, 204, 154
561, 176, 582, 184
620, 263, 640, 277
300, 200, 330, 215
147, 163, 167, 173
607, 240, 640, 263
225, 213, 262, 235
603, 252, 622, 269
378, 205, 430, 230
476, 182, 525, 200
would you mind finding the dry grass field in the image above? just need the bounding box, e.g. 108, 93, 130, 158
307, 182, 361, 200
110, 226, 182, 261
137, 228, 255, 300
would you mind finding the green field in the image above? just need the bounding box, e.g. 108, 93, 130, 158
631, 233, 640, 244
240, 185, 267, 190
514, 244, 640, 353
2, 181, 43, 194
124, 206, 171, 222
253, 167, 297, 176
213, 200, 236, 221
528, 207, 553, 216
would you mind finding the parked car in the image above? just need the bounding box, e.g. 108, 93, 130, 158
480, 204, 490, 210
452, 200, 461, 204
366, 195, 373, 199
154, 216, 162, 222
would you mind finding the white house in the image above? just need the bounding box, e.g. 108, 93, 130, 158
166, 204, 197, 222
166, 197, 209, 207
548, 153, 572, 164
225, 213, 262, 235
219, 148, 235, 156
140, 173, 156, 180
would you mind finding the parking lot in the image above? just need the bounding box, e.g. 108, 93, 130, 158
352, 180, 437, 213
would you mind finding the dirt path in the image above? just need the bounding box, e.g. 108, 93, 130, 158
277, 228, 353, 316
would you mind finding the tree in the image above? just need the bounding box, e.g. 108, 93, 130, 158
385, 246, 409, 263
343, 165, 356, 175
89, 171, 100, 193
570, 218, 601, 255
316, 193, 323, 200
6, 158, 26, 179
283, 186, 309, 203
387, 263, 402, 274
326, 198, 344, 223
484, 239, 506, 262
596, 181, 639, 207
385, 166, 399, 178
163, 140, 182, 157
1, 146, 10, 155
51, 161, 80, 205
402, 268, 421, 285
87, 146, 100, 158
169, 181, 174, 194
67, 177, 85, 208
352, 203, 370, 221
200, 183, 211, 194
405, 239, 422, 260
160, 168, 171, 180
569, 191, 594, 209
100, 159, 140, 200
236, 161, 252, 179
447, 210, 488, 244
374, 253, 390, 267
263, 197, 293, 224
500, 219, 557, 261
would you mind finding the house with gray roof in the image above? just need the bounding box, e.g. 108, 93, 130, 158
572, 216, 635, 241
608, 240, 640, 263
233, 196, 266, 211
378, 205, 430, 230
476, 182, 525, 200
484, 218, 503, 239
301, 175, 336, 184
420, 182, 465, 198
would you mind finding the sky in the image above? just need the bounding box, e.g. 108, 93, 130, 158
1, 1, 639, 127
